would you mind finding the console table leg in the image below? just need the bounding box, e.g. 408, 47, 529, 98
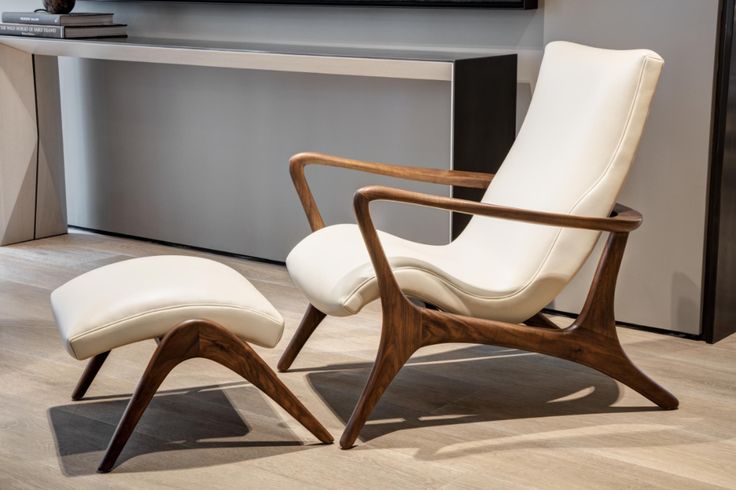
0, 48, 66, 246
0, 45, 39, 246
33, 55, 66, 240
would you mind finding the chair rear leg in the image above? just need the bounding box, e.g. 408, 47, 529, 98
278, 304, 326, 372
571, 231, 678, 410
584, 338, 679, 410
72, 351, 110, 401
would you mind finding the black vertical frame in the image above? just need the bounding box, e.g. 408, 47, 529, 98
99, 0, 537, 7
704, 0, 736, 343
451, 54, 517, 237
31, 54, 40, 240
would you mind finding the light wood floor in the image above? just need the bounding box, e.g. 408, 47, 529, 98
1, 231, 735, 489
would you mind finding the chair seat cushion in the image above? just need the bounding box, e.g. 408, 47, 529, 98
51, 256, 284, 360
286, 224, 568, 322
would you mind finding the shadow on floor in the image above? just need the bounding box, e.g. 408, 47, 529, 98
306, 344, 676, 453
49, 382, 317, 475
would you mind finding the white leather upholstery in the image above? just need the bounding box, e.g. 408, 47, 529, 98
287, 41, 664, 321
51, 256, 284, 360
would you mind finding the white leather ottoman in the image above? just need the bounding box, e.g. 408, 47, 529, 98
50, 255, 332, 473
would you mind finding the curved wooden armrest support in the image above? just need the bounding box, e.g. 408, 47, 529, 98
290, 152, 495, 231
355, 185, 643, 234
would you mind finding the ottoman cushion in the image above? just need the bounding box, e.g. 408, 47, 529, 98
51, 255, 284, 360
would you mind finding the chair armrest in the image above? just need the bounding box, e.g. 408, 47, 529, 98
351, 185, 642, 302
290, 152, 495, 231
354, 185, 643, 234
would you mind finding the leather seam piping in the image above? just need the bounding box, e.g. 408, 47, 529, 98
344, 264, 537, 311
68, 303, 283, 345
470, 54, 655, 302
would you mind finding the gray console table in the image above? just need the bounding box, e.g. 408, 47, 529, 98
0, 36, 517, 255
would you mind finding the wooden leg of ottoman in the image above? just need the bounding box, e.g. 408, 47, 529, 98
277, 304, 326, 372
71, 339, 165, 401
97, 319, 333, 473
71, 351, 110, 401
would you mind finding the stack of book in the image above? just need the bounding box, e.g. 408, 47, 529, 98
0, 11, 127, 39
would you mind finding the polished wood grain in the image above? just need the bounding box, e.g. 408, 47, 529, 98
524, 313, 561, 329
289, 152, 494, 232
336, 185, 675, 448
281, 152, 676, 450
71, 351, 110, 401
1, 231, 734, 489
71, 337, 172, 402
282, 151, 495, 369
97, 319, 332, 473
278, 304, 326, 372
355, 185, 643, 233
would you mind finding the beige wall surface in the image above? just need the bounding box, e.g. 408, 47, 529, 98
0, 0, 717, 334
545, 0, 718, 335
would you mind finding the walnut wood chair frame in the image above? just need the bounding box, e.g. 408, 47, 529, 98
278, 152, 679, 449
71, 319, 333, 473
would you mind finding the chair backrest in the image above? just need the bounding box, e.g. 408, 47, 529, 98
454, 41, 663, 307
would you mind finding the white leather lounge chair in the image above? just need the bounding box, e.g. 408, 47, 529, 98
280, 41, 678, 448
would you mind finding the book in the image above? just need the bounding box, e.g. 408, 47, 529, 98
1, 12, 114, 26
0, 23, 127, 39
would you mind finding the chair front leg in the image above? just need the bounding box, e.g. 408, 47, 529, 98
340, 300, 422, 449
340, 187, 431, 448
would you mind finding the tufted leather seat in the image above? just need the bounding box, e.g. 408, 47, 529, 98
287, 41, 664, 323
51, 255, 284, 360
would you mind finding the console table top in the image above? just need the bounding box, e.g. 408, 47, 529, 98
0, 35, 541, 82
0, 35, 516, 81
0, 35, 506, 60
